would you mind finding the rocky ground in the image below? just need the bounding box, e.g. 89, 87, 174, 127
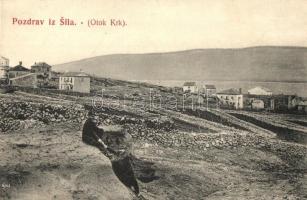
0, 88, 306, 200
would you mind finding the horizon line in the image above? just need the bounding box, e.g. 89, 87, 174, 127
52, 45, 307, 66
4, 45, 307, 67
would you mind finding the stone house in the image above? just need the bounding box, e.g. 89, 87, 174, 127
59, 72, 90, 93
245, 94, 297, 111
0, 56, 9, 80
297, 100, 307, 113
31, 62, 52, 79
216, 88, 243, 109
0, 56, 9, 67
251, 99, 265, 110
183, 82, 198, 93
8, 62, 30, 78
204, 84, 216, 96
270, 95, 295, 111
0, 66, 9, 80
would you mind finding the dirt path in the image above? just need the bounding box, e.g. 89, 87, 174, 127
0, 125, 133, 200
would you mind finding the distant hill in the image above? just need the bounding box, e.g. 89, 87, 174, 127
53, 46, 307, 82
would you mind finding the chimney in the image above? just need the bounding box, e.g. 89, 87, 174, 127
239, 88, 242, 94
19, 61, 22, 66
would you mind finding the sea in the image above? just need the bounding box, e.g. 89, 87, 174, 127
135, 80, 307, 97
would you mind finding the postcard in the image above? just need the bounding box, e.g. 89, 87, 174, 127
0, 0, 307, 199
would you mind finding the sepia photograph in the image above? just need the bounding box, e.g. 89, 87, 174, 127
0, 0, 307, 199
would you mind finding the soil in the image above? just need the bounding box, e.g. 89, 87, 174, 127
0, 90, 307, 200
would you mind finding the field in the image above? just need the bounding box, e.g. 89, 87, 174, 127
0, 79, 306, 200
141, 80, 307, 98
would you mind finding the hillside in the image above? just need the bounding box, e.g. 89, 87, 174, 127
53, 46, 307, 82
0, 88, 307, 199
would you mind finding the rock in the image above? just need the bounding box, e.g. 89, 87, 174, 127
0, 100, 88, 132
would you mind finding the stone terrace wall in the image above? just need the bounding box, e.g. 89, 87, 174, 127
0, 100, 87, 132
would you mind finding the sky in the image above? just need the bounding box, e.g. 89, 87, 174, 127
1, 0, 307, 67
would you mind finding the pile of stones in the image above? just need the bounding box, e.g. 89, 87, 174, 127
0, 100, 87, 132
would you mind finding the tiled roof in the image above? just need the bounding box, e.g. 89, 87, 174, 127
204, 85, 216, 89
10, 65, 30, 72
183, 82, 196, 86
31, 62, 51, 68
217, 88, 241, 95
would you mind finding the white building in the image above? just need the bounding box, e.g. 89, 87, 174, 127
248, 86, 272, 96
31, 62, 52, 79
298, 100, 307, 113
0, 66, 9, 80
183, 82, 198, 93
0, 56, 9, 67
204, 84, 217, 96
251, 99, 265, 110
0, 56, 9, 80
59, 72, 90, 93
216, 88, 243, 109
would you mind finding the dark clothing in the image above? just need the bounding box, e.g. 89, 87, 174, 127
111, 156, 139, 195
82, 118, 104, 147
82, 118, 112, 158
82, 118, 141, 196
